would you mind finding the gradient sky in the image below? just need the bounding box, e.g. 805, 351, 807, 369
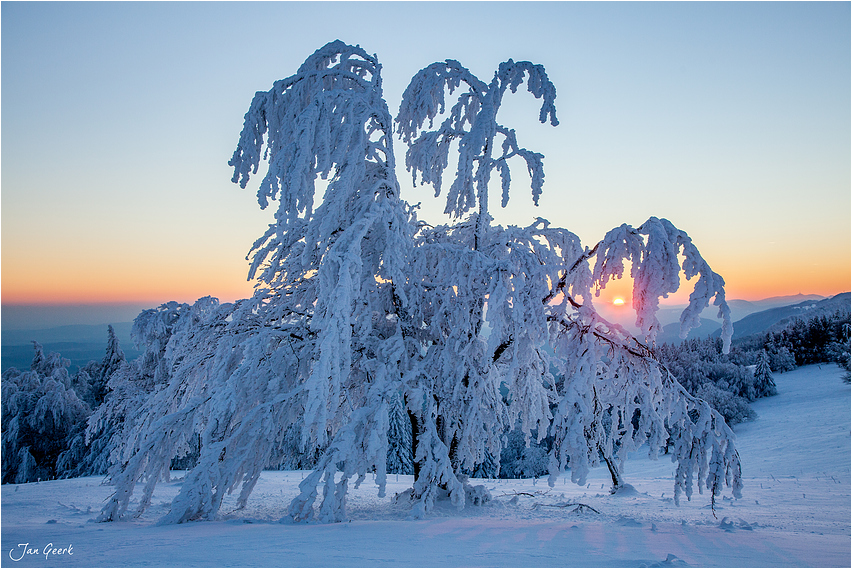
3, 2, 850, 317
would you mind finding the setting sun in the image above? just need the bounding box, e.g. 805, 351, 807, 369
613, 297, 626, 306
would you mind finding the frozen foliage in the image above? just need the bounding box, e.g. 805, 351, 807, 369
1, 344, 89, 483
397, 57, 557, 222
592, 219, 731, 349
96, 41, 741, 524
0, 327, 130, 484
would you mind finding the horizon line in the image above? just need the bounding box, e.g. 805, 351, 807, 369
2, 290, 848, 310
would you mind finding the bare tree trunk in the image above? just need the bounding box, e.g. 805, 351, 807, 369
602, 453, 624, 493
407, 407, 421, 483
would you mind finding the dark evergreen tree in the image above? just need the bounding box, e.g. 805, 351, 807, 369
95, 325, 126, 406
498, 425, 549, 479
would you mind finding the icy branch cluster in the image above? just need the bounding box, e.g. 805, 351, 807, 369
96, 41, 740, 525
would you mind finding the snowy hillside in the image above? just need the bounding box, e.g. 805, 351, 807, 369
1, 364, 848, 567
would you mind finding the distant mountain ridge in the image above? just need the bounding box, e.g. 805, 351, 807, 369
626, 293, 847, 346
1, 321, 139, 373
656, 317, 722, 345
717, 292, 851, 341
2, 321, 134, 346
655, 293, 826, 329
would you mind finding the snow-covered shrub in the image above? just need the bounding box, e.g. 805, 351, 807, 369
694, 383, 755, 426
658, 339, 755, 412
767, 345, 797, 373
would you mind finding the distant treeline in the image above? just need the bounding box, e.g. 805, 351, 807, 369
657, 307, 851, 426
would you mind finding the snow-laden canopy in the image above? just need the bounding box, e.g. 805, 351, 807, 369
96, 41, 740, 525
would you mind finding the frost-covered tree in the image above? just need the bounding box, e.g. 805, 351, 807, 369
395, 58, 561, 515
229, 40, 415, 525
2, 343, 90, 484
97, 325, 126, 402
84, 302, 193, 483
69, 325, 126, 412
97, 41, 742, 524
59, 326, 129, 478
752, 349, 777, 398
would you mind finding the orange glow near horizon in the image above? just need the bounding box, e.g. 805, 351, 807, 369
1, 265, 258, 307
2, 248, 849, 308
4, 265, 848, 307
9, 277, 847, 307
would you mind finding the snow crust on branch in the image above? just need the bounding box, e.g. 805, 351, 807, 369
396, 58, 557, 219
592, 217, 733, 351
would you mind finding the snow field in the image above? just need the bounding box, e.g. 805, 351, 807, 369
2, 365, 849, 567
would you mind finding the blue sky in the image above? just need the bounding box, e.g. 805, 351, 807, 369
2, 2, 850, 323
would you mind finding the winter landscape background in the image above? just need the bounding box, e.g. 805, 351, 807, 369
2, 363, 848, 567
2, 2, 850, 568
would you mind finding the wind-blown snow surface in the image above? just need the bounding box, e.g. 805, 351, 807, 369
2, 365, 849, 567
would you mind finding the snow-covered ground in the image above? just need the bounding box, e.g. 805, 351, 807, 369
2, 365, 849, 567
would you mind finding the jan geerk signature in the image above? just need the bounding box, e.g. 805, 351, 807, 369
9, 543, 73, 562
